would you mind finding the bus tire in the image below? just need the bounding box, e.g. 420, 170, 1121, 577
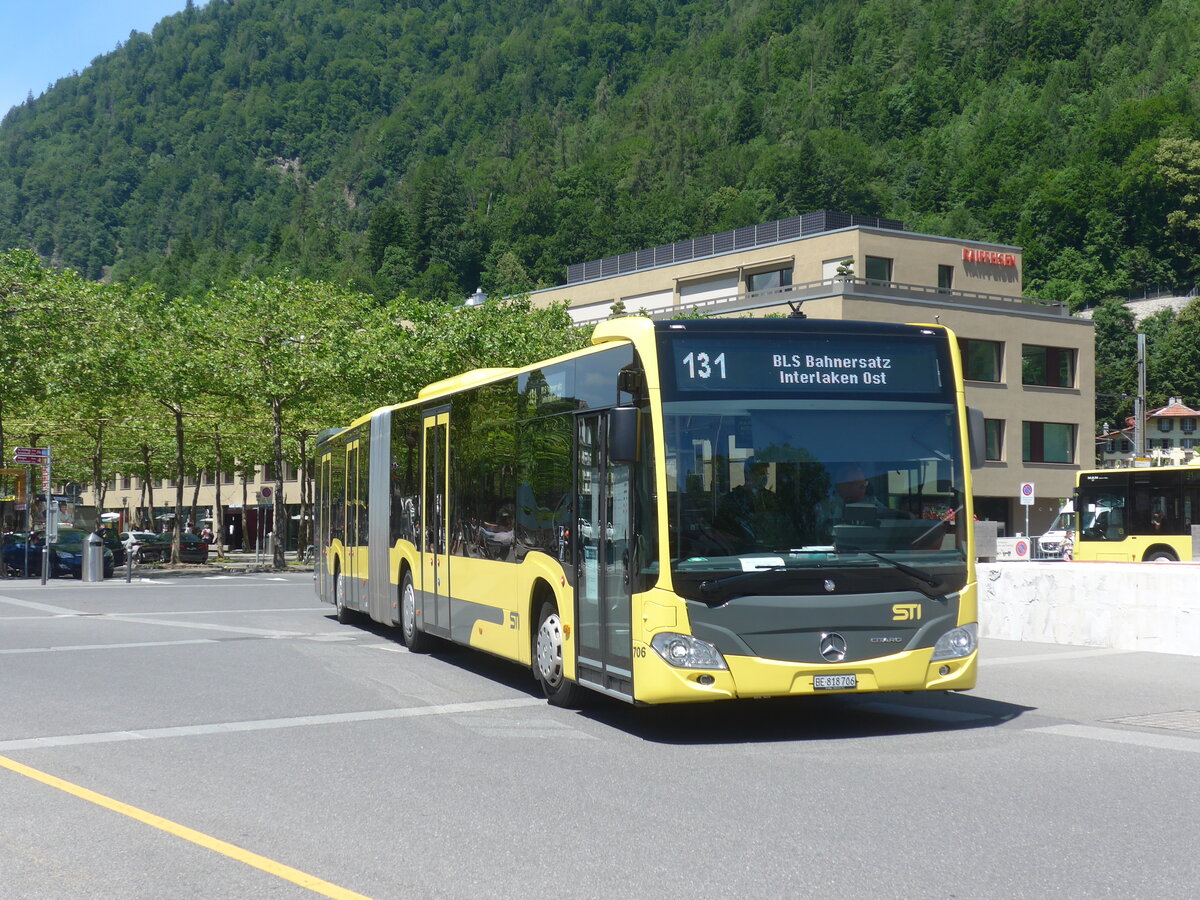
334, 567, 355, 624
534, 599, 585, 708
1144, 548, 1177, 562
400, 567, 435, 653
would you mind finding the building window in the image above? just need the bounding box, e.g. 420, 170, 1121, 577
959, 339, 1002, 382
984, 419, 1004, 461
1022, 345, 1075, 388
223, 470, 235, 484
1184, 439, 1196, 450
121, 475, 131, 490
865, 256, 893, 282
1121, 440, 1133, 453
1158, 418, 1173, 432
747, 267, 792, 293
938, 265, 954, 291
1023, 422, 1075, 463
263, 463, 276, 482
283, 461, 298, 481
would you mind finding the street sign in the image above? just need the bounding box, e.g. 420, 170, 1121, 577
1020, 482, 1035, 506
260, 486, 273, 499
13, 447, 49, 464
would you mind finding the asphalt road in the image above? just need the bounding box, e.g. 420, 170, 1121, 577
1, 572, 1197, 899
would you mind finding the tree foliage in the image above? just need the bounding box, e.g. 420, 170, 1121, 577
0, 251, 587, 564
0, 0, 1196, 308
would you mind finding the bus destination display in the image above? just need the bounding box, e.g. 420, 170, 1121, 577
669, 336, 945, 395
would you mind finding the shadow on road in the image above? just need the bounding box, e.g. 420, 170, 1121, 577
581, 691, 1033, 744
334, 613, 1031, 744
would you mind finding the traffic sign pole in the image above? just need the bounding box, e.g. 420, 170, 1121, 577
1020, 482, 1035, 539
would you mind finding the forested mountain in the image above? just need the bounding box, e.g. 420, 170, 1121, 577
1, 0, 1197, 307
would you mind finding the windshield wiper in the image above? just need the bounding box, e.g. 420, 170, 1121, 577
698, 564, 791, 595
836, 545, 939, 587
696, 551, 846, 596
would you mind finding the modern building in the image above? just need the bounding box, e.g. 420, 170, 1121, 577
531, 211, 1095, 535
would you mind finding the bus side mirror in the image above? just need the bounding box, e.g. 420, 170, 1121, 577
967, 406, 986, 470
609, 407, 640, 463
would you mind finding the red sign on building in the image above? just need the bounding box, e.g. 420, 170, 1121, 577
962, 248, 1017, 267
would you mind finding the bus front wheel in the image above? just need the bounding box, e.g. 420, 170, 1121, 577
1144, 548, 1178, 562
400, 568, 435, 653
534, 600, 585, 708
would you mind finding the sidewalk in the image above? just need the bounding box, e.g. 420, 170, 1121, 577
118, 549, 313, 578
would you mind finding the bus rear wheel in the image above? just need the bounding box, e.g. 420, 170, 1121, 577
400, 568, 435, 653
334, 568, 355, 624
534, 600, 585, 708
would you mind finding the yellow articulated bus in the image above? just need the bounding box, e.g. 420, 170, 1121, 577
315, 316, 984, 706
1074, 464, 1200, 562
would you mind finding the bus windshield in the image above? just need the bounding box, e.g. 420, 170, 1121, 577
657, 326, 968, 598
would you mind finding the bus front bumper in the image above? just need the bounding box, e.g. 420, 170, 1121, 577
632, 645, 977, 704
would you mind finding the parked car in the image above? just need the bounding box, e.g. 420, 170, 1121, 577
120, 530, 156, 561
137, 533, 210, 564
2, 532, 43, 577
98, 530, 127, 567
49, 528, 115, 579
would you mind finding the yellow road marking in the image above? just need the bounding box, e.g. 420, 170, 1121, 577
0, 754, 373, 900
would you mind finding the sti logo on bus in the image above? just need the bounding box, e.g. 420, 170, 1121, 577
892, 603, 922, 621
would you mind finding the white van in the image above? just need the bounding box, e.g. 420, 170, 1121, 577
1037, 501, 1075, 556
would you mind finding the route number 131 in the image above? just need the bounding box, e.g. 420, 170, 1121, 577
681, 351, 727, 380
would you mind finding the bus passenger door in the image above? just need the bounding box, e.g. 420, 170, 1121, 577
575, 413, 633, 699
421, 410, 451, 638
344, 441, 361, 612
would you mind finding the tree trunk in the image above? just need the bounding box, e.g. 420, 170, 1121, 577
298, 432, 311, 551
142, 444, 156, 531
173, 405, 185, 564
242, 475, 249, 551
214, 430, 225, 559
272, 397, 286, 570
190, 474, 202, 533
91, 422, 107, 513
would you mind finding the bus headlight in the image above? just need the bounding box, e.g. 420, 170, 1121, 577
930, 623, 978, 661
651, 633, 728, 670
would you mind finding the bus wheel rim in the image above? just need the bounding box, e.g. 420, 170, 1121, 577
402, 580, 416, 636
536, 613, 564, 686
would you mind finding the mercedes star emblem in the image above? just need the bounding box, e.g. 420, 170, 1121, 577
819, 632, 848, 662
823, 578, 836, 592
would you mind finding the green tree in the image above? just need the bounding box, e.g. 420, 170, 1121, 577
202, 276, 380, 568
1091, 298, 1137, 430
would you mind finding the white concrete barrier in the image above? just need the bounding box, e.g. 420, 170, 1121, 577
978, 561, 1200, 656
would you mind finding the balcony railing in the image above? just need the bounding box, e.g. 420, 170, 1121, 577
571, 277, 1070, 326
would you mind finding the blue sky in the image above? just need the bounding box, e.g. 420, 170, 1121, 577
1, 1, 190, 116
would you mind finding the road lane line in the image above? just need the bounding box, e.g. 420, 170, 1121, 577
0, 639, 218, 655
1029, 723, 1200, 754
0, 754, 372, 899
86, 614, 309, 638
0, 697, 546, 751
0, 595, 87, 615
